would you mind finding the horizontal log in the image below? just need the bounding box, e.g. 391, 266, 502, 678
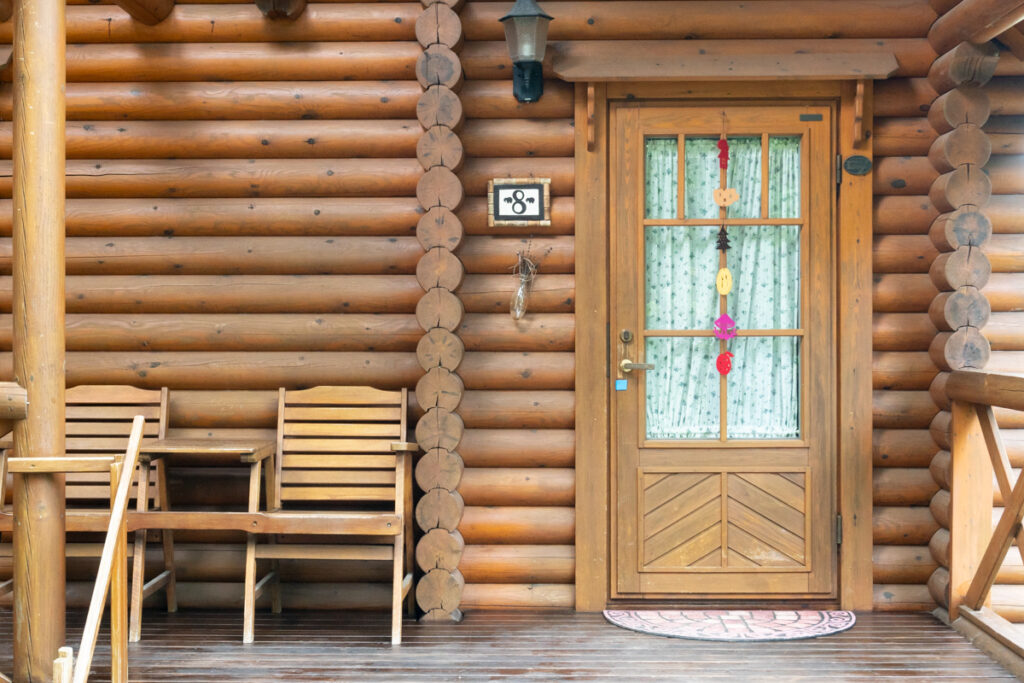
459, 506, 574, 545
928, 85, 990, 135
873, 235, 938, 273
988, 133, 1024, 155
929, 289, 991, 331
459, 196, 574, 236
873, 583, 935, 611
458, 236, 574, 274
873, 273, 938, 312
872, 390, 939, 429
461, 39, 937, 81
930, 41, 1000, 93
0, 198, 424, 238
459, 545, 574, 584
873, 196, 939, 235
415, 3, 462, 50
62, 42, 420, 82
929, 449, 950, 490
933, 327, 992, 371
987, 312, 1024, 350
458, 429, 574, 468
873, 467, 939, 506
460, 80, 574, 120
463, 1, 936, 41
989, 76, 1024, 115
927, 0, 1024, 54
989, 154, 1024, 194
461, 583, 574, 609
0, 159, 423, 200
459, 468, 574, 507
930, 208, 993, 253
986, 273, 1024, 311
8, 4, 421, 43
873, 313, 937, 352
930, 527, 950, 567
456, 391, 575, 430
927, 566, 949, 608
983, 114, 1024, 134
0, 274, 575, 315
873, 156, 938, 196
459, 314, 574, 352
873, 506, 940, 545
873, 429, 938, 468
872, 545, 938, 584
873, 352, 938, 391
929, 165, 992, 213
947, 370, 1024, 412
874, 78, 937, 118
931, 487, 951, 528
928, 123, 991, 172
0, 120, 422, 159
0, 82, 423, 121
459, 158, 573, 197
873, 118, 937, 157
931, 372, 951, 411
461, 119, 574, 158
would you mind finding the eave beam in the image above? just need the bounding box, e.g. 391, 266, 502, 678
929, 0, 1024, 54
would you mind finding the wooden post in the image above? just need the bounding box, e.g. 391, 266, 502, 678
949, 400, 992, 619
11, 0, 66, 675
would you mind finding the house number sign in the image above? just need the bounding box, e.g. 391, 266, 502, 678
487, 178, 552, 227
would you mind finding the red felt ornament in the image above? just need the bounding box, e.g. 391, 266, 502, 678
717, 138, 729, 170
716, 351, 734, 376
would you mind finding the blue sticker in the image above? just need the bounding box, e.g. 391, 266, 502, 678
615, 379, 628, 391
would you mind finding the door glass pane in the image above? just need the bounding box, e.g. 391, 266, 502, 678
646, 336, 720, 440
645, 138, 677, 219
768, 136, 801, 218
645, 225, 718, 331
726, 336, 801, 439
724, 225, 801, 330
683, 137, 761, 219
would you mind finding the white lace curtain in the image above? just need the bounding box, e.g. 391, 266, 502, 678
643, 136, 802, 440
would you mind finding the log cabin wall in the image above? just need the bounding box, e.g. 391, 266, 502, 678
4, 0, 1022, 616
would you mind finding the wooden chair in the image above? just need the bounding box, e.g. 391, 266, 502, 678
0, 385, 175, 643
244, 385, 416, 644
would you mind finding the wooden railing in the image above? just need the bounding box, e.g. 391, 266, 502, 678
27, 415, 145, 683
947, 370, 1024, 657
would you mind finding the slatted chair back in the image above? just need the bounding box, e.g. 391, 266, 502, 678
64, 385, 167, 510
275, 386, 408, 512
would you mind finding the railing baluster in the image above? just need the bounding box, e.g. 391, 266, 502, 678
976, 405, 1024, 565
951, 399, 994, 619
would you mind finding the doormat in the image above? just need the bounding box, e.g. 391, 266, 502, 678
603, 610, 855, 642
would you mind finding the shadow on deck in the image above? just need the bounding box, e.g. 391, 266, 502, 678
0, 609, 1016, 681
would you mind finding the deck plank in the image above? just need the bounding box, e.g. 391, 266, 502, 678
0, 610, 1015, 681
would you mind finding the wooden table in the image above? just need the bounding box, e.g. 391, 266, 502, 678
138, 438, 275, 466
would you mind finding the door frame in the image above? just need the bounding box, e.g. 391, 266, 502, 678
574, 81, 874, 611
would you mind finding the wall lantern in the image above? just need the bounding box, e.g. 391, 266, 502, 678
499, 0, 553, 103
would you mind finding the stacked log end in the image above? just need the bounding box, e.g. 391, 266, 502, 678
924, 40, 999, 612
413, 0, 467, 625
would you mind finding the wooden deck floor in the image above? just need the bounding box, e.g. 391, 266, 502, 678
0, 609, 1015, 681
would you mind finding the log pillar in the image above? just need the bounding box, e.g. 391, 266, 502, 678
924, 40, 999, 615
413, 0, 466, 624
11, 0, 67, 676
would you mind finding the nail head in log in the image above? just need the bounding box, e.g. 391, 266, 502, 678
929, 287, 991, 331
415, 446, 464, 492
929, 246, 991, 291
416, 366, 464, 412
928, 123, 992, 173
415, 487, 464, 532
417, 247, 464, 292
417, 206, 464, 252
415, 528, 464, 572
415, 406, 464, 451
255, 0, 307, 21
416, 44, 463, 90
416, 167, 464, 211
417, 85, 464, 131
416, 567, 465, 613
943, 325, 991, 370
929, 165, 992, 213
928, 85, 990, 134
416, 287, 464, 332
415, 4, 463, 50
931, 207, 992, 252
416, 327, 465, 370
417, 126, 465, 172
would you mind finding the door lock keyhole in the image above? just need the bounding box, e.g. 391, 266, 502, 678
620, 329, 634, 344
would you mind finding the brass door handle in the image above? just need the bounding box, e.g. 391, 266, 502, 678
620, 359, 655, 373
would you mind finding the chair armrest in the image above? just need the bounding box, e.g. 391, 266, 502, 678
390, 442, 419, 453
240, 442, 276, 463
8, 455, 117, 473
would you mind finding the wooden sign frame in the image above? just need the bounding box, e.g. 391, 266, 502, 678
487, 177, 552, 227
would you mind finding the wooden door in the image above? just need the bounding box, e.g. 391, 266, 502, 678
611, 103, 836, 599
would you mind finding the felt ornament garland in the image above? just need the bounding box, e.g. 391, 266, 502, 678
714, 128, 738, 379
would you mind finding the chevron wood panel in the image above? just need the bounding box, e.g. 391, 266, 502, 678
727, 472, 807, 568
641, 472, 722, 569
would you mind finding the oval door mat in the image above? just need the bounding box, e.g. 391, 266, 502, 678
603, 610, 856, 642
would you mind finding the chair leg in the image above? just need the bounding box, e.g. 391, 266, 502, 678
243, 533, 257, 643
391, 535, 403, 646
129, 460, 151, 643
157, 460, 177, 613
271, 558, 282, 614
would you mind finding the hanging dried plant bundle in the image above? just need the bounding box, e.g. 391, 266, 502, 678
510, 250, 538, 320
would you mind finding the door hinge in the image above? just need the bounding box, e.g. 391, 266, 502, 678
836, 154, 843, 185
836, 514, 843, 546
